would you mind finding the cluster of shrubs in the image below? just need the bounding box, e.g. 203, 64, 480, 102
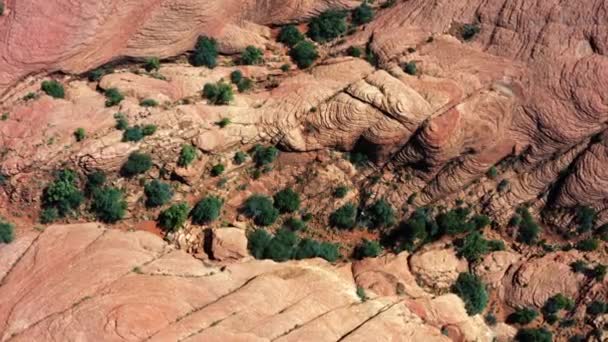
122, 124, 157, 142
570, 260, 606, 281
456, 231, 505, 262
240, 46, 264, 65
541, 293, 574, 324
41, 80, 65, 99
248, 228, 340, 262
0, 217, 14, 244
277, 25, 319, 69
515, 328, 552, 342
509, 207, 540, 245
330, 199, 396, 230
251, 144, 279, 167
105, 88, 124, 107
230, 70, 253, 93
121, 152, 152, 177
157, 195, 223, 232
451, 272, 488, 315
40, 169, 84, 223
190, 36, 218, 68
507, 307, 538, 325
202, 80, 234, 105
178, 144, 198, 167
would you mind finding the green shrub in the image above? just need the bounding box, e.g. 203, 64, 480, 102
90, 187, 126, 223
515, 328, 552, 342
498, 179, 509, 192
202, 81, 234, 105
88, 67, 113, 82
0, 2, 4, 16
190, 196, 223, 225
178, 144, 197, 167
263, 228, 298, 261
356, 286, 367, 301
542, 293, 574, 316
216, 118, 231, 128
237, 78, 253, 92
484, 313, 497, 326
354, 239, 381, 259
122, 126, 144, 142
74, 128, 86, 142
302, 212, 313, 222
280, 64, 291, 72
121, 152, 152, 177
403, 61, 417, 75
241, 46, 264, 65
190, 36, 218, 68
586, 300, 608, 316
233, 151, 247, 165
570, 260, 588, 273
457, 231, 489, 262
471, 214, 491, 229
436, 207, 475, 235
461, 24, 480, 41
249, 228, 340, 262
330, 203, 357, 229
142, 124, 157, 136
143, 57, 160, 72
114, 113, 128, 130
576, 238, 599, 251
210, 164, 225, 177
488, 239, 506, 251
248, 229, 273, 259
140, 98, 158, 107
144, 180, 173, 208
508, 307, 538, 325
230, 70, 243, 84
251, 145, 279, 167
596, 224, 608, 241
367, 199, 396, 228
591, 264, 606, 281
333, 186, 349, 198
41, 169, 83, 219
348, 152, 368, 167
283, 217, 306, 231
352, 2, 374, 26
486, 166, 498, 179
105, 88, 124, 107
158, 203, 190, 232
308, 10, 347, 42
273, 187, 301, 213
289, 41, 319, 69
243, 195, 279, 226
23, 92, 38, 101
516, 207, 540, 245
278, 25, 304, 47
451, 272, 488, 315
575, 206, 596, 233
85, 170, 106, 196
0, 218, 14, 243
39, 208, 59, 224
40, 80, 64, 99
347, 46, 362, 57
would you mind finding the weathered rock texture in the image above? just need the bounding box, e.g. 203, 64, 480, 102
0, 224, 493, 341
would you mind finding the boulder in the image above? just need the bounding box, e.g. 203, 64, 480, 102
209, 227, 249, 261
409, 242, 468, 291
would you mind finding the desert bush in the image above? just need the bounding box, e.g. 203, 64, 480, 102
251, 145, 279, 167
436, 207, 475, 235
114, 112, 129, 130
508, 307, 539, 325
457, 231, 489, 262
191, 196, 223, 224
308, 10, 347, 42
403, 61, 417, 75
143, 57, 160, 72
248, 229, 273, 259
241, 46, 264, 65
249, 228, 340, 262
278, 25, 304, 47
105, 88, 124, 107
178, 144, 197, 167
216, 118, 231, 128
39, 208, 59, 224
0, 218, 14, 244
352, 2, 374, 26
354, 239, 381, 259
0, 2, 4, 16
347, 46, 362, 57
542, 293, 574, 316
591, 264, 606, 281
333, 186, 349, 198
330, 203, 357, 229
120, 152, 152, 177
486, 166, 498, 179
142, 124, 156, 136
283, 217, 306, 231
243, 195, 279, 226
488, 239, 506, 251
41, 169, 83, 219
367, 199, 395, 228
122, 126, 144, 142
289, 41, 319, 69
451, 272, 488, 315
461, 24, 480, 41
74, 128, 86, 142
230, 70, 243, 84
90, 187, 127, 223
158, 203, 190, 232
280, 64, 291, 72
140, 98, 158, 107
515, 328, 552, 342
516, 207, 540, 245
587, 300, 608, 316
144, 180, 173, 208
88, 67, 113, 82
210, 164, 225, 177
85, 170, 106, 196
596, 224, 608, 241
263, 228, 298, 261
41, 80, 65, 99
576, 238, 599, 251
273, 187, 301, 213
233, 151, 247, 165
575, 206, 596, 233
237, 77, 253, 92
190, 36, 218, 68
202, 81, 234, 105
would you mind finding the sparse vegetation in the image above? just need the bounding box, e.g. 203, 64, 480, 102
461, 23, 481, 41
114, 113, 128, 130
308, 10, 347, 42
88, 67, 113, 82
158, 203, 190, 232
144, 180, 173, 208
74, 128, 86, 142
576, 238, 599, 251
273, 188, 301, 214
248, 228, 340, 262
251, 145, 279, 167
508, 307, 538, 325
90, 187, 127, 223
347, 46, 362, 57
0, 2, 4, 16
240, 46, 264, 65
457, 231, 490, 262
191, 196, 223, 225
120, 152, 152, 177
283, 217, 306, 231
330, 203, 357, 229
352, 2, 374, 26
278, 25, 305, 47
216, 118, 231, 128
289, 41, 319, 69
512, 207, 540, 245
190, 36, 218, 68
143, 57, 160, 72
210, 163, 225, 177
542, 293, 574, 317
586, 300, 608, 316
230, 70, 243, 84
451, 272, 488, 315
486, 166, 498, 179
366, 199, 396, 228
41, 80, 65, 99
354, 239, 381, 259
122, 126, 144, 142
23, 92, 39, 101
0, 218, 14, 244
178, 144, 197, 167
41, 169, 83, 221
104, 88, 124, 107
202, 81, 234, 105
243, 195, 279, 226
85, 170, 106, 196
140, 98, 158, 107
356, 286, 367, 301
233, 151, 247, 165
280, 64, 291, 72
333, 186, 349, 198
236, 77, 253, 92
515, 328, 552, 342
575, 206, 596, 233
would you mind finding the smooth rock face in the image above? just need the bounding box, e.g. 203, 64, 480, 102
0, 224, 492, 341
209, 227, 250, 261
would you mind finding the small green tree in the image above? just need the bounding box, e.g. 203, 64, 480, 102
85, 170, 106, 196
290, 41, 319, 69
273, 187, 301, 213
191, 196, 223, 225
210, 164, 225, 177
515, 328, 552, 342
308, 10, 347, 42
576, 238, 599, 251
237, 78, 253, 92
352, 2, 374, 26
240, 46, 264, 65
251, 145, 279, 167
278, 25, 305, 47
178, 145, 197, 167
190, 36, 218, 68
403, 61, 417, 75
243, 195, 279, 226
90, 187, 127, 223
354, 239, 381, 259
105, 88, 124, 107
330, 203, 357, 229
41, 80, 65, 99
216, 118, 231, 128
114, 112, 129, 130
158, 203, 190, 232
140, 99, 158, 107
333, 186, 349, 198
283, 217, 306, 231
586, 300, 608, 316
41, 169, 83, 219
121, 152, 152, 177
452, 272, 488, 315
461, 24, 480, 41
74, 128, 86, 142
508, 307, 538, 325
144, 180, 173, 208
263, 228, 298, 261
142, 124, 157, 136
457, 231, 490, 262
233, 151, 247, 165
143, 57, 160, 72
367, 199, 396, 228
542, 293, 574, 316
202, 81, 234, 105
0, 218, 14, 244
347, 46, 362, 57
122, 126, 144, 142
248, 229, 273, 259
